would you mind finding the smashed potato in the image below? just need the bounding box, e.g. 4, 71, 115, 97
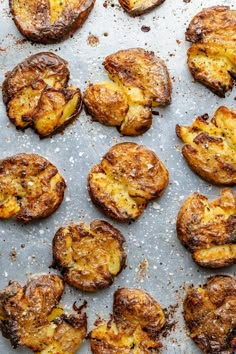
87, 142, 169, 221
176, 106, 236, 185
186, 6, 236, 97
52, 220, 126, 291
0, 153, 66, 222
0, 274, 87, 353
2, 52, 82, 138
184, 275, 236, 353
10, 0, 96, 44
177, 189, 236, 268
84, 48, 171, 136
119, 0, 165, 16
90, 288, 166, 353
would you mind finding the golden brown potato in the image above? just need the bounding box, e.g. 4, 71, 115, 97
2, 52, 82, 138
177, 189, 236, 268
83, 48, 171, 136
119, 0, 165, 16
10, 0, 96, 44
90, 288, 166, 353
52, 220, 126, 291
176, 106, 236, 185
87, 142, 169, 222
0, 274, 87, 353
184, 275, 236, 353
0, 153, 66, 222
186, 6, 236, 97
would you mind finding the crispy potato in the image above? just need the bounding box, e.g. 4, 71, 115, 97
184, 275, 236, 353
87, 142, 169, 222
52, 220, 126, 291
119, 0, 165, 16
10, 0, 96, 44
90, 288, 166, 353
0, 153, 66, 222
2, 52, 82, 138
177, 189, 236, 268
83, 48, 171, 136
176, 106, 236, 185
186, 6, 236, 97
0, 274, 87, 353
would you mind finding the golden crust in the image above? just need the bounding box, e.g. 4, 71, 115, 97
90, 288, 166, 353
177, 189, 236, 268
83, 48, 171, 136
87, 142, 169, 222
2, 52, 82, 138
119, 0, 165, 16
0, 153, 66, 222
176, 106, 236, 185
0, 274, 87, 353
184, 275, 236, 353
10, 0, 96, 44
186, 6, 236, 97
52, 220, 126, 291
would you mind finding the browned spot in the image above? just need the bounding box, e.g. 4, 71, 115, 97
137, 258, 149, 280
87, 34, 99, 47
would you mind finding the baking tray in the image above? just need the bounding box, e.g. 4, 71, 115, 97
0, 0, 235, 353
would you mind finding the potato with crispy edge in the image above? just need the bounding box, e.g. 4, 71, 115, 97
119, 0, 165, 16
184, 275, 236, 353
177, 189, 236, 268
2, 52, 82, 138
90, 288, 166, 353
176, 106, 236, 185
0, 274, 87, 353
0, 153, 66, 222
186, 6, 236, 97
10, 0, 96, 44
84, 48, 172, 136
87, 142, 169, 222
52, 220, 126, 291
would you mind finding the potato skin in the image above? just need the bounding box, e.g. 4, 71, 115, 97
184, 275, 236, 353
119, 0, 165, 16
104, 48, 172, 107
176, 106, 236, 185
2, 52, 82, 137
113, 288, 166, 335
87, 142, 169, 222
2, 52, 69, 105
186, 6, 236, 43
0, 274, 87, 353
52, 220, 126, 291
186, 6, 236, 97
83, 82, 129, 127
177, 189, 236, 268
10, 0, 96, 44
0, 153, 66, 222
90, 288, 166, 353
84, 48, 171, 136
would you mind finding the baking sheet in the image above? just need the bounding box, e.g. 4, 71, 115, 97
0, 0, 235, 353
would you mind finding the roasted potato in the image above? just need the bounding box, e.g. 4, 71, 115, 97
184, 275, 236, 353
52, 220, 126, 291
186, 6, 236, 97
0, 274, 87, 353
90, 288, 166, 353
0, 153, 66, 222
10, 0, 96, 44
2, 52, 82, 138
177, 189, 236, 268
87, 142, 169, 222
84, 48, 172, 136
119, 0, 165, 16
176, 106, 236, 185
